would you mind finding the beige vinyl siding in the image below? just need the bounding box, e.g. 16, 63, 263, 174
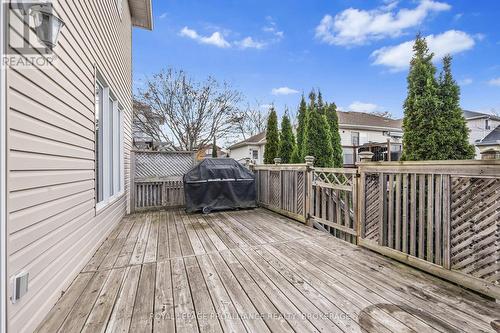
6, 0, 133, 332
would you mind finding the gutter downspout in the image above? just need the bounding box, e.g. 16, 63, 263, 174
0, 1, 7, 332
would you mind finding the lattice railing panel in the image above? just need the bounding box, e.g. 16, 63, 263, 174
135, 151, 195, 179
269, 171, 281, 208
364, 174, 380, 241
296, 172, 305, 215
450, 177, 500, 285
310, 168, 358, 244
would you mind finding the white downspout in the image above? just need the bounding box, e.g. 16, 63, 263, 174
0, 1, 7, 332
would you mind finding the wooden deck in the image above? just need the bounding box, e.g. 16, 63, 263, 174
36, 208, 500, 333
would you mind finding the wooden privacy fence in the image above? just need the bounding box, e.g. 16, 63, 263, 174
254, 158, 500, 300
358, 160, 500, 300
130, 150, 196, 212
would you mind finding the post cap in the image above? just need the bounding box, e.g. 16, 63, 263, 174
304, 156, 315, 165
358, 151, 374, 163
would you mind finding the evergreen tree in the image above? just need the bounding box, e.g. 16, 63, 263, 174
437, 55, 475, 159
291, 96, 307, 163
324, 103, 344, 167
211, 138, 217, 158
401, 34, 442, 161
278, 112, 296, 163
264, 107, 280, 164
303, 90, 333, 167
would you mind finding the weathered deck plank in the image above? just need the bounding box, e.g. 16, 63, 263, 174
36, 208, 500, 333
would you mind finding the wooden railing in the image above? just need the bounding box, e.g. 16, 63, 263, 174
310, 168, 358, 244
134, 179, 185, 211
253, 161, 359, 244
130, 150, 195, 212
253, 164, 309, 223
254, 159, 500, 299
357, 160, 500, 299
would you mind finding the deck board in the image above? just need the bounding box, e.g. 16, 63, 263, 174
35, 208, 500, 333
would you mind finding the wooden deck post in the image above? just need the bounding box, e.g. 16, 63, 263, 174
304, 156, 315, 227
129, 150, 136, 214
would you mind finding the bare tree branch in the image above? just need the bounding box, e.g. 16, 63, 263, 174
229, 101, 269, 141
134, 68, 242, 151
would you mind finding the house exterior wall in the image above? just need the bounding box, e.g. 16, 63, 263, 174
338, 127, 401, 146
229, 144, 264, 164
467, 118, 500, 158
5, 1, 133, 332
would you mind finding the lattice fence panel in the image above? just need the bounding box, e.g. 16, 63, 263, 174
269, 171, 281, 208
135, 151, 195, 179
296, 172, 305, 215
450, 177, 500, 285
364, 174, 380, 241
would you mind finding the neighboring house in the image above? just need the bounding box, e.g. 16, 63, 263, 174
476, 125, 500, 158
463, 110, 500, 158
1, 1, 153, 332
196, 144, 227, 160
228, 112, 402, 165
132, 100, 175, 151
228, 132, 267, 164
337, 111, 403, 164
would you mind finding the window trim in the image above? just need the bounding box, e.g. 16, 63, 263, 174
351, 131, 360, 146
95, 74, 125, 213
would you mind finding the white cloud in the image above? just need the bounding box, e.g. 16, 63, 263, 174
260, 104, 273, 109
271, 87, 300, 95
179, 27, 231, 48
348, 101, 380, 112
236, 37, 266, 49
459, 78, 473, 86
263, 16, 284, 40
159, 12, 168, 20
315, 0, 451, 46
371, 30, 475, 71
489, 78, 500, 86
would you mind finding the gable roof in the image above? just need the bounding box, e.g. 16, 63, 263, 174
337, 111, 402, 130
129, 0, 153, 30
228, 132, 266, 149
477, 125, 500, 145
463, 110, 500, 121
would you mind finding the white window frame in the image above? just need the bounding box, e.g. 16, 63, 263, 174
95, 75, 125, 212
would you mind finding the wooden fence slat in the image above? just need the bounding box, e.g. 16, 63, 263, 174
395, 173, 402, 251
434, 174, 442, 266
387, 174, 394, 248
402, 174, 408, 253
410, 173, 417, 256
442, 175, 451, 270
418, 174, 425, 259
427, 174, 434, 262
378, 173, 387, 246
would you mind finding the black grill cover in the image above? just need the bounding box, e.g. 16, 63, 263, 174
183, 158, 257, 213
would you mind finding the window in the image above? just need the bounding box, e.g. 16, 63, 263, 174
252, 150, 258, 160
95, 76, 124, 209
351, 132, 360, 146
486, 119, 490, 130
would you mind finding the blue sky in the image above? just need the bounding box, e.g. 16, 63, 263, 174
133, 0, 500, 118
